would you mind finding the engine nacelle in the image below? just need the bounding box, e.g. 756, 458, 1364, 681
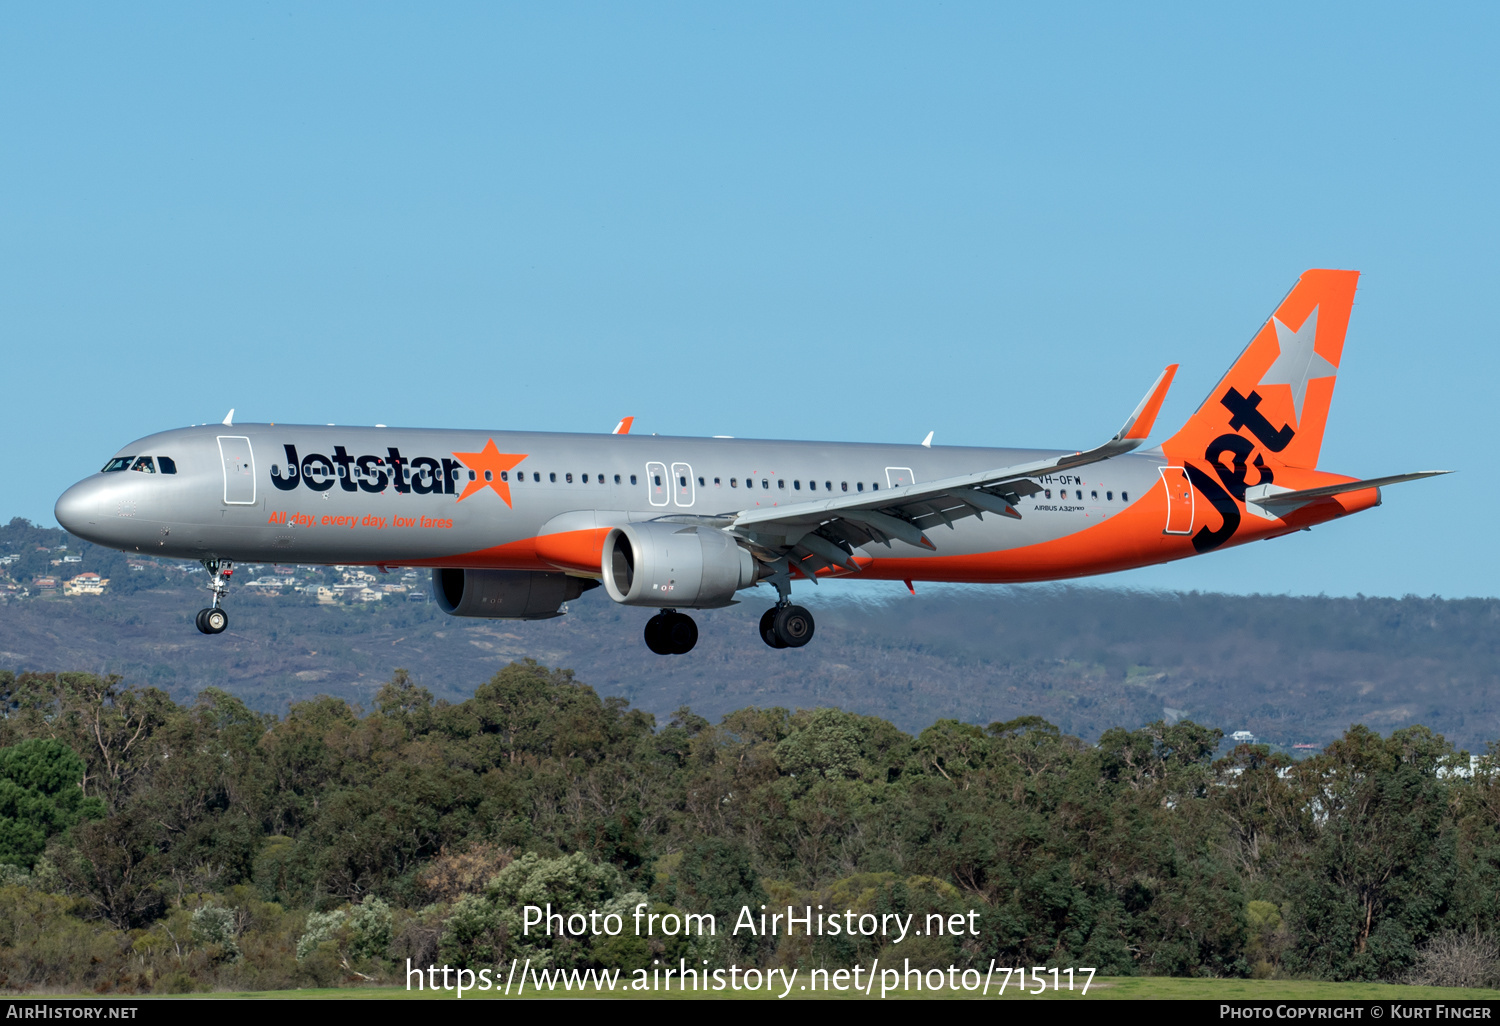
601, 522, 757, 608
432, 568, 598, 620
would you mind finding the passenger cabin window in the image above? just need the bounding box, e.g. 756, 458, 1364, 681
825, 481, 832, 491
550, 473, 557, 483
762, 479, 769, 489
1107, 491, 1113, 500
1091, 490, 1097, 499
157, 456, 177, 474
794, 480, 801, 490
1121, 491, 1129, 502
630, 475, 637, 485
653, 475, 662, 486
698, 476, 705, 487
484, 470, 493, 482
841, 482, 848, 492
1075, 490, 1082, 500
565, 473, 573, 483
777, 479, 785, 489
500, 471, 508, 481
130, 457, 156, 473
102, 457, 134, 473
614, 474, 621, 484
1045, 489, 1052, 499
730, 478, 738, 487
857, 482, 864, 492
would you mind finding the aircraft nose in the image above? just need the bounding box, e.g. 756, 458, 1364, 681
54, 478, 108, 542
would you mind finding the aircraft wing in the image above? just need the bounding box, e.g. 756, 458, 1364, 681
729, 365, 1178, 574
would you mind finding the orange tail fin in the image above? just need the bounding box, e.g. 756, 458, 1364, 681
1162, 269, 1359, 470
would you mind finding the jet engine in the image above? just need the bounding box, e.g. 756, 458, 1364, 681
432, 568, 598, 620
601, 523, 758, 608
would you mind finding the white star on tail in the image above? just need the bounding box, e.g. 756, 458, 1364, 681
1259, 305, 1337, 424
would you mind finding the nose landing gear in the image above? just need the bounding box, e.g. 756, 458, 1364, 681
645, 610, 698, 655
195, 559, 233, 635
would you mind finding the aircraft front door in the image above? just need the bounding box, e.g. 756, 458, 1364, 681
645, 462, 669, 506
672, 463, 695, 507
1159, 466, 1193, 535
218, 436, 257, 505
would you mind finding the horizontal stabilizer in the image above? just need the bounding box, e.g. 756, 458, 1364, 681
1246, 470, 1451, 508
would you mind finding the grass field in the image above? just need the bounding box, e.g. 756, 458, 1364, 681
132, 976, 1498, 1000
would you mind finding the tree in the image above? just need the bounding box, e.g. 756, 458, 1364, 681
0, 739, 104, 869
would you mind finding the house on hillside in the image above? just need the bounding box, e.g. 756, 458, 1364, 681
63, 572, 108, 596
1229, 730, 1258, 746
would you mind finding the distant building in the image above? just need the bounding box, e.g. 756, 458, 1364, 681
63, 572, 108, 596
61, 555, 81, 564
315, 586, 338, 605
32, 576, 57, 590
1229, 730, 1258, 745
244, 578, 286, 591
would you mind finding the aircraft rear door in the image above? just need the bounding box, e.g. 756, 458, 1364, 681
1158, 466, 1193, 535
218, 436, 257, 505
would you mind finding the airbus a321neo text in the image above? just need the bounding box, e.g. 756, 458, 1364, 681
55, 270, 1447, 654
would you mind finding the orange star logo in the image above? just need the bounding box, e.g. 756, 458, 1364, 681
451, 439, 527, 506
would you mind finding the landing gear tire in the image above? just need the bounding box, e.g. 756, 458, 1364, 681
760, 608, 788, 649
645, 612, 698, 655
773, 605, 814, 648
197, 608, 227, 635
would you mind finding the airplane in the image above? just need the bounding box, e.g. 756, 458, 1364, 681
54, 269, 1447, 654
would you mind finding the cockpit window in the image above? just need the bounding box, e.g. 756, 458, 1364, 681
157, 457, 177, 474
102, 457, 134, 473
130, 457, 156, 474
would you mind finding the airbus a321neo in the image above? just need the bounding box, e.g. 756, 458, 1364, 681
55, 270, 1446, 654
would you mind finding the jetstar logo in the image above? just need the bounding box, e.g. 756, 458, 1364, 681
269, 441, 528, 507
1179, 305, 1334, 554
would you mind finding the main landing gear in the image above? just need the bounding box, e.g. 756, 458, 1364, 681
756, 555, 814, 649
645, 610, 698, 655
760, 603, 815, 649
195, 558, 233, 635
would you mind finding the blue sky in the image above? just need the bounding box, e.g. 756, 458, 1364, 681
1, 3, 1493, 597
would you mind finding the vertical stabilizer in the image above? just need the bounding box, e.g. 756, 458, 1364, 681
1162, 269, 1358, 470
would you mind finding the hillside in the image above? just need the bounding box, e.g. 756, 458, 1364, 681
3, 519, 1498, 748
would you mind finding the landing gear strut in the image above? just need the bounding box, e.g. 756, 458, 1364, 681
645, 610, 698, 655
196, 558, 233, 635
